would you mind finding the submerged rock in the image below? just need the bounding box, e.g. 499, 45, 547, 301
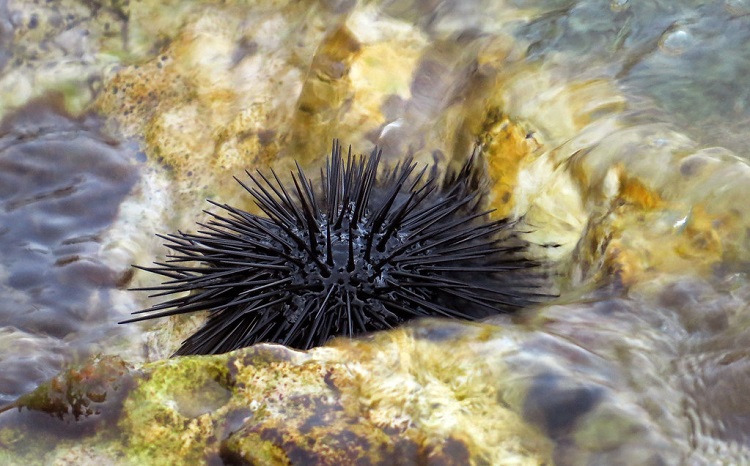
4, 272, 748, 464
1, 0, 750, 464
1, 328, 554, 465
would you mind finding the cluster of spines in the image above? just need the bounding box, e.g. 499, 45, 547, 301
122, 141, 549, 355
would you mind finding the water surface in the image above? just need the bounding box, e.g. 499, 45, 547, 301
0, 0, 749, 463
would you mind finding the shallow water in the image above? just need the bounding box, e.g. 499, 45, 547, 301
516, 0, 750, 156
0, 100, 139, 402
0, 0, 749, 463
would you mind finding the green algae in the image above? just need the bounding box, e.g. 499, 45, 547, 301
0, 356, 133, 465
119, 356, 233, 464
1, 334, 554, 465
12, 355, 133, 423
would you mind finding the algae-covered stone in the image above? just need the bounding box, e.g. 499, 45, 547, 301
8, 273, 750, 464
0, 355, 134, 465
10, 355, 133, 423
2, 327, 555, 465
0, 0, 125, 116
3, 0, 750, 464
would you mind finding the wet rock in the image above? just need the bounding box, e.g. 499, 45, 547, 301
3, 0, 750, 464
524, 373, 603, 440
1, 333, 555, 464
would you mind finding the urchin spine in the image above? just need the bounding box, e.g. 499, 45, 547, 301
123, 141, 549, 355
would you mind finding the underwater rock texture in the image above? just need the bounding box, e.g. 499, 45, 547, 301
2, 330, 553, 465
1, 0, 750, 464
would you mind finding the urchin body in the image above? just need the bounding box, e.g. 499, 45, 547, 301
123, 142, 547, 355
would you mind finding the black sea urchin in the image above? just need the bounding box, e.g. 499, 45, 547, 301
122, 141, 549, 355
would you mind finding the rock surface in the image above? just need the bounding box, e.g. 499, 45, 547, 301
1, 0, 749, 464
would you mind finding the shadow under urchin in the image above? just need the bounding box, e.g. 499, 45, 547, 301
122, 141, 552, 355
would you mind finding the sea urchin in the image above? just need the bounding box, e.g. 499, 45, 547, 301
122, 141, 549, 355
